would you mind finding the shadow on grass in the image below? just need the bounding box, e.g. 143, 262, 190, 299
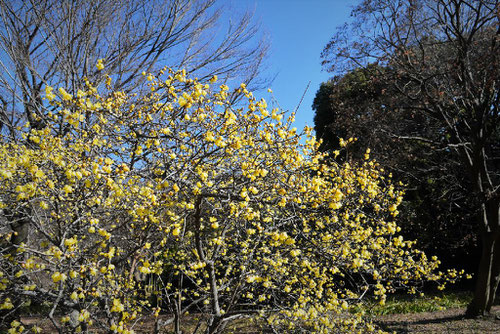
375, 313, 464, 328
375, 307, 500, 334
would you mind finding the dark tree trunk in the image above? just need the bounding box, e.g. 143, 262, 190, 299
467, 199, 500, 317
207, 316, 227, 334
486, 238, 500, 311
466, 232, 497, 317
4, 209, 29, 256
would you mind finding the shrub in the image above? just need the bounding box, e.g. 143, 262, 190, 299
0, 67, 458, 333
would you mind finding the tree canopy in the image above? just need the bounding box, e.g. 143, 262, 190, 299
321, 0, 500, 317
312, 64, 477, 271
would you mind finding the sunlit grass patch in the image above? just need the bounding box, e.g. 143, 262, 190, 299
352, 291, 472, 316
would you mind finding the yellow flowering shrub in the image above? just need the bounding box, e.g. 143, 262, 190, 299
0, 68, 458, 333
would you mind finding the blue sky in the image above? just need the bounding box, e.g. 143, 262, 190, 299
234, 0, 353, 132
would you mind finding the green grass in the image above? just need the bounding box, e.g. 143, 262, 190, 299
352, 291, 472, 316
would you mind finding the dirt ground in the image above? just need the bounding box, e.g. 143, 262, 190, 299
375, 305, 500, 333
19, 306, 500, 333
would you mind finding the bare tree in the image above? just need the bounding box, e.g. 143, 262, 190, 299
0, 0, 269, 140
322, 0, 500, 317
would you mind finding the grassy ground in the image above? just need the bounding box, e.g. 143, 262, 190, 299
357, 291, 472, 316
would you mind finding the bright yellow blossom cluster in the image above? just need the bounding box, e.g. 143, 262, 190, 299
0, 67, 459, 333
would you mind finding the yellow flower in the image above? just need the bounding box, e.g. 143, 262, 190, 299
172, 227, 181, 236
78, 309, 90, 321
290, 249, 301, 257
96, 58, 105, 71
45, 86, 56, 101
58, 87, 72, 101
62, 185, 73, 195
52, 272, 67, 283
0, 297, 14, 310
205, 131, 215, 142
111, 299, 125, 312
64, 236, 77, 247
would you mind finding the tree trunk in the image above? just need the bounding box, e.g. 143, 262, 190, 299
174, 274, 183, 334
466, 232, 497, 317
207, 316, 225, 334
486, 238, 500, 312
466, 199, 500, 317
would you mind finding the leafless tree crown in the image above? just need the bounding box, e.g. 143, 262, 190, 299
0, 0, 269, 139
